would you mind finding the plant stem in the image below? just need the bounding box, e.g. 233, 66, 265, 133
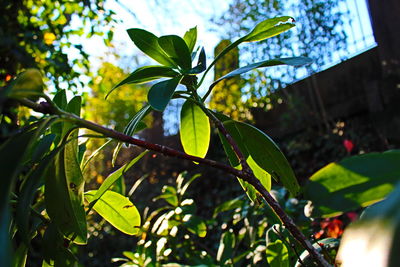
21, 98, 332, 267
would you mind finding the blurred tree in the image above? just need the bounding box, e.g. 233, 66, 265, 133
0, 0, 117, 91
209, 40, 246, 120
83, 61, 150, 183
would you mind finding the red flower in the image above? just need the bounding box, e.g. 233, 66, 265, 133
343, 139, 354, 153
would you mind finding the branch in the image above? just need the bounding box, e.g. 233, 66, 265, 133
20, 98, 331, 267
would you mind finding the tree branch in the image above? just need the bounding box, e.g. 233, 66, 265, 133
20, 98, 332, 267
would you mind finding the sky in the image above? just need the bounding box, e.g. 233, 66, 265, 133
67, 0, 376, 134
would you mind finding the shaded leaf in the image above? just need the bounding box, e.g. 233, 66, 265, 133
45, 110, 87, 245
106, 66, 178, 99
158, 35, 192, 70
0, 129, 38, 267
85, 190, 141, 235
227, 121, 299, 196
7, 69, 44, 100
148, 77, 182, 111
123, 105, 152, 138
127, 28, 176, 67
217, 230, 235, 264
213, 196, 245, 217
188, 47, 206, 74
180, 99, 210, 158
304, 150, 400, 218
209, 57, 312, 91
218, 117, 274, 202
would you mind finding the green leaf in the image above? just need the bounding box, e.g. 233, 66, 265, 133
111, 106, 151, 165
17, 146, 59, 244
209, 57, 312, 91
7, 69, 44, 100
52, 89, 68, 110
82, 139, 112, 171
31, 134, 56, 162
106, 66, 178, 99
124, 105, 152, 138
89, 150, 148, 208
45, 130, 87, 244
183, 215, 207, 238
158, 35, 192, 70
183, 26, 197, 53
304, 150, 400, 218
147, 77, 182, 111
218, 118, 274, 202
244, 16, 295, 42
336, 183, 400, 267
217, 230, 236, 264
188, 47, 206, 74
0, 128, 40, 267
51, 90, 67, 145
12, 243, 28, 267
180, 100, 210, 158
127, 28, 176, 67
213, 196, 245, 217
200, 16, 295, 86
266, 240, 289, 267
155, 186, 179, 207
85, 190, 141, 235
226, 121, 299, 196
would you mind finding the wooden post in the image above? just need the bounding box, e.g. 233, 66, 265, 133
367, 0, 400, 76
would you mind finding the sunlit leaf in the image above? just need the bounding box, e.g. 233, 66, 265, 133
127, 28, 176, 67
89, 150, 148, 208
85, 190, 141, 235
106, 66, 178, 99
180, 99, 210, 158
201, 16, 295, 86
147, 77, 182, 111
183, 215, 207, 238
304, 150, 400, 218
158, 35, 192, 70
183, 26, 197, 53
12, 243, 28, 267
266, 240, 289, 267
337, 183, 400, 267
244, 16, 295, 42
155, 186, 179, 207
